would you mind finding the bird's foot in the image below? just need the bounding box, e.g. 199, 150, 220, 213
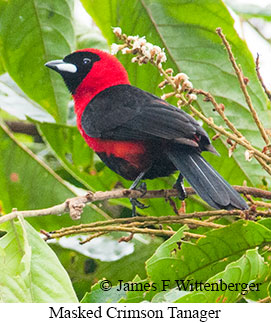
129, 180, 149, 217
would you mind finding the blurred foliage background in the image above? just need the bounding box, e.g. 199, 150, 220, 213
0, 0, 271, 303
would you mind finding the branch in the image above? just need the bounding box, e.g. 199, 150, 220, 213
41, 204, 271, 243
49, 224, 206, 244
45, 214, 226, 240
1, 186, 271, 224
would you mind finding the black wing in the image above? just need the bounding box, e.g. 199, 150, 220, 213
81, 84, 214, 151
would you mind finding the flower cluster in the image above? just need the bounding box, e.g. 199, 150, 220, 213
111, 27, 197, 105
158, 71, 196, 103
111, 27, 167, 68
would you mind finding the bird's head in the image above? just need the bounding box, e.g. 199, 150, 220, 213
45, 49, 130, 103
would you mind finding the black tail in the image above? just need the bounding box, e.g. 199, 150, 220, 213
167, 148, 248, 210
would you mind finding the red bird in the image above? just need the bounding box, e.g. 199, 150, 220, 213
45, 49, 248, 214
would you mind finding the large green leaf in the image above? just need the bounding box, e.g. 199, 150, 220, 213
146, 225, 187, 278
175, 249, 269, 303
0, 0, 76, 122
146, 220, 271, 285
0, 123, 106, 232
81, 0, 271, 186
0, 217, 78, 302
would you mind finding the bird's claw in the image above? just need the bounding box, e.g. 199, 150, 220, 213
137, 182, 147, 196
130, 198, 149, 209
129, 181, 149, 216
129, 173, 149, 216
130, 197, 149, 217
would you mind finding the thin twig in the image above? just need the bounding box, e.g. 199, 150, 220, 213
52, 216, 225, 236
192, 89, 246, 141
50, 225, 177, 240
216, 27, 270, 146
255, 53, 271, 102
79, 230, 204, 245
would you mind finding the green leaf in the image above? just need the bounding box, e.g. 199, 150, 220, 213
258, 218, 271, 231
245, 280, 271, 302
146, 226, 187, 287
82, 0, 271, 186
0, 217, 78, 302
226, 1, 271, 21
146, 220, 271, 285
37, 122, 98, 190
118, 275, 151, 303
0, 123, 106, 232
0, 0, 76, 122
174, 249, 268, 303
147, 225, 187, 263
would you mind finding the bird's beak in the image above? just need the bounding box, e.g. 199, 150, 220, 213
45, 60, 77, 73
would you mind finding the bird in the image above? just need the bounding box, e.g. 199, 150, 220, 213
45, 48, 248, 215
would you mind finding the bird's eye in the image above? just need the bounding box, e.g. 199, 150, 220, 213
83, 58, 91, 65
